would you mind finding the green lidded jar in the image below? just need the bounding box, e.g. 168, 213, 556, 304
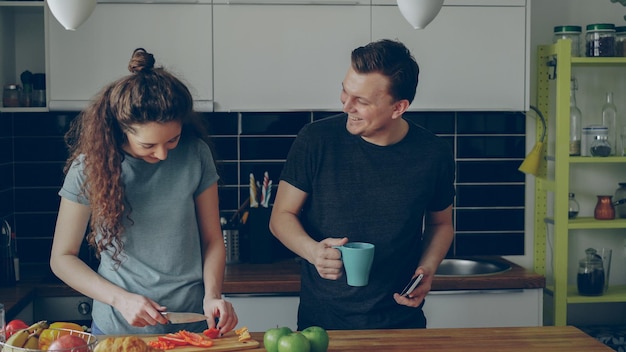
554, 25, 582, 56
586, 23, 615, 57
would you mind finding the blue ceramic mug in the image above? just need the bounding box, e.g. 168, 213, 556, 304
335, 242, 375, 287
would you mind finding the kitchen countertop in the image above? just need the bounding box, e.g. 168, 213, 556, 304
222, 256, 545, 294
0, 256, 544, 320
102, 326, 610, 351
243, 326, 612, 351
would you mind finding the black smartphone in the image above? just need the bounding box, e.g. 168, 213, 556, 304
400, 273, 424, 297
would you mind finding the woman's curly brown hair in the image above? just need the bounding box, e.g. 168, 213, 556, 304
64, 48, 213, 266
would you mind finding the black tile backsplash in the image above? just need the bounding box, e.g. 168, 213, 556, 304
457, 111, 526, 134
456, 160, 525, 183
455, 185, 525, 207
240, 112, 310, 135
0, 109, 527, 270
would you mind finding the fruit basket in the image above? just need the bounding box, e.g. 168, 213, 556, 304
1, 328, 98, 352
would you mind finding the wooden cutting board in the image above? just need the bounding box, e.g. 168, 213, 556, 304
141, 335, 259, 351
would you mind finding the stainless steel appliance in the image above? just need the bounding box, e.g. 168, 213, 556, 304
34, 296, 93, 327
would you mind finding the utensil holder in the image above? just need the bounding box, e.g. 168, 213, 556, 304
223, 228, 240, 264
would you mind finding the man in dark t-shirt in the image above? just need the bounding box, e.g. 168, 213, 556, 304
269, 39, 455, 330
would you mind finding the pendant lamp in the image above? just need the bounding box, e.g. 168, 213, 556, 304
397, 0, 444, 30
47, 0, 97, 31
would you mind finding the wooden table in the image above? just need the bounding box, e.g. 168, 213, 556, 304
243, 326, 611, 351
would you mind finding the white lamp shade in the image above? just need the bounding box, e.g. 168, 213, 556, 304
47, 0, 97, 31
397, 0, 444, 30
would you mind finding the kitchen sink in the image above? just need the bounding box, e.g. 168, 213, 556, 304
435, 259, 511, 277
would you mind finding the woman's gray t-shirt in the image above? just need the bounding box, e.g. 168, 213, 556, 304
59, 137, 218, 335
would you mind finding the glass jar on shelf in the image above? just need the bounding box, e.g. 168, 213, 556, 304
2, 84, 21, 108
616, 26, 626, 57
577, 248, 605, 296
554, 25, 582, 56
614, 183, 626, 218
591, 135, 611, 157
586, 23, 615, 57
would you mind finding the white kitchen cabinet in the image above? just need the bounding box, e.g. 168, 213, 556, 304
0, 1, 47, 112
47, 2, 213, 111
225, 289, 541, 331
372, 0, 529, 111
422, 289, 542, 328
212, 0, 370, 111
223, 294, 299, 331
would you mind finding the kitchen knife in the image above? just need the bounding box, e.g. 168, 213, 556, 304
161, 312, 209, 324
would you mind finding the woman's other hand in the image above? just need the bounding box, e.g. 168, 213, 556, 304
205, 298, 238, 335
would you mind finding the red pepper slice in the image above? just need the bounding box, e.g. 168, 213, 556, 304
178, 330, 214, 347
148, 340, 176, 350
203, 327, 220, 339
158, 334, 188, 346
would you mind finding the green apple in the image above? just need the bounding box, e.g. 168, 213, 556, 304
263, 326, 293, 352
277, 332, 311, 352
301, 326, 329, 352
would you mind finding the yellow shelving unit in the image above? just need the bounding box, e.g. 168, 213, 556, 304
534, 40, 626, 326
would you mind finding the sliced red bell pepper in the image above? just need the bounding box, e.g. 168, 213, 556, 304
158, 334, 188, 346
178, 330, 214, 347
203, 327, 220, 339
147, 340, 176, 350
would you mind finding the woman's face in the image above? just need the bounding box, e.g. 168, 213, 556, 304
122, 121, 182, 163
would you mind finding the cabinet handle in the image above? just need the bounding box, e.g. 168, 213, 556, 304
97, 0, 200, 3
428, 289, 524, 295
223, 293, 300, 297
221, 0, 361, 5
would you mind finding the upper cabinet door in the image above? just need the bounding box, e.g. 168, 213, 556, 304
48, 3, 212, 111
213, 2, 370, 112
372, 4, 529, 111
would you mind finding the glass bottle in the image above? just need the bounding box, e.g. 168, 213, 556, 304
568, 193, 580, 219
601, 92, 617, 155
569, 78, 582, 156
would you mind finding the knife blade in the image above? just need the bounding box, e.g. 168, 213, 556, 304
161, 312, 209, 324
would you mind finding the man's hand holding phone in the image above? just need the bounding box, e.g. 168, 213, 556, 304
399, 273, 424, 297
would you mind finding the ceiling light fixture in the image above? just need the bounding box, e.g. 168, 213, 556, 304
397, 0, 444, 30
47, 0, 97, 31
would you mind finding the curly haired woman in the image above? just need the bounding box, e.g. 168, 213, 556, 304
50, 48, 238, 336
